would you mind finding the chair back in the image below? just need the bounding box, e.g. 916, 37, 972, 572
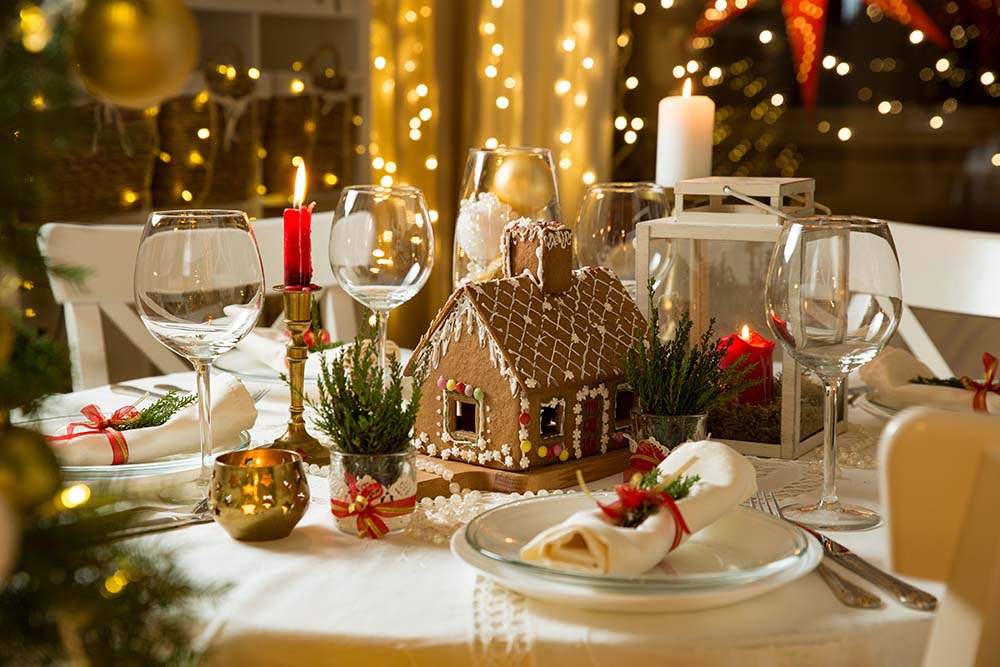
890, 222, 1000, 377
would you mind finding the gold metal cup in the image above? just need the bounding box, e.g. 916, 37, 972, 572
210, 448, 310, 541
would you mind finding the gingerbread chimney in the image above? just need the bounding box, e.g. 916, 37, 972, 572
500, 218, 574, 293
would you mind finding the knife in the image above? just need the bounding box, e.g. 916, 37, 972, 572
797, 523, 936, 611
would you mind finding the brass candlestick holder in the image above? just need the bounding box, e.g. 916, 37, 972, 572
272, 286, 329, 464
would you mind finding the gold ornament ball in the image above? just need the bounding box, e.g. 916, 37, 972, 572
72, 0, 199, 109
491, 156, 556, 215
0, 426, 62, 512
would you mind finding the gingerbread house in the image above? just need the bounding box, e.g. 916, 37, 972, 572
407, 218, 645, 471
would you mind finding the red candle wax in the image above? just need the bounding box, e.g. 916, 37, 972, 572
283, 162, 313, 287
299, 204, 312, 286
718, 325, 775, 404
283, 207, 302, 287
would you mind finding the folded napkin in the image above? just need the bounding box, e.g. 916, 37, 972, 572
48, 376, 258, 466
860, 348, 1000, 413
520, 440, 757, 577
236, 329, 400, 377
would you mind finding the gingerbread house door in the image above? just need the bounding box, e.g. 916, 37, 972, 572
579, 397, 603, 455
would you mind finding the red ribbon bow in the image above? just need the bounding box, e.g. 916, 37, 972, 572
47, 403, 140, 464
628, 439, 670, 473
596, 484, 692, 552
330, 474, 416, 539
961, 353, 999, 413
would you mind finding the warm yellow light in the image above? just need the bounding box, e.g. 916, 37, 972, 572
929, 115, 943, 129
837, 127, 852, 141
625, 76, 639, 89
492, 0, 503, 6
559, 130, 573, 144
195, 91, 209, 105
409, 117, 421, 129
256, 184, 267, 195
217, 64, 228, 75
617, 33, 629, 48
485, 137, 499, 149
290, 79, 305, 94
226, 66, 237, 80
292, 61, 303, 72
582, 57, 595, 70
425, 156, 438, 170
419, 107, 432, 121
403, 60, 416, 73
491, 43, 504, 56
385, 161, 397, 174
615, 116, 627, 130
836, 62, 850, 76
30, 94, 46, 110
483, 21, 495, 34
504, 76, 516, 89
624, 130, 637, 144
682, 78, 692, 97
583, 170, 596, 184
197, 127, 210, 139
291, 155, 303, 167
877, 100, 891, 114
416, 84, 429, 97
708, 66, 723, 79
159, 151, 172, 163
181, 189, 194, 202
121, 189, 138, 205
981, 71, 996, 86
248, 67, 261, 80
770, 93, 784, 106
758, 30, 773, 44
484, 65, 498, 78
559, 157, 572, 169
935, 58, 950, 73
661, 0, 674, 6
822, 55, 837, 69
323, 172, 339, 186
687, 60, 700, 73
630, 117, 644, 130
404, 9, 417, 21
562, 37, 576, 52
817, 121, 831, 133
740, 324, 750, 340
555, 79, 571, 94
909, 30, 924, 44
380, 175, 394, 186
293, 161, 307, 206
672, 65, 685, 78
496, 96, 510, 109
992, 153, 1000, 167
188, 150, 204, 166
372, 157, 385, 169
374, 56, 387, 70
574, 92, 587, 106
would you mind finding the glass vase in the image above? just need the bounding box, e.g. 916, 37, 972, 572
630, 410, 707, 451
328, 449, 417, 538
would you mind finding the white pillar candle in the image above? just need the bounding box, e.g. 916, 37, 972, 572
655, 78, 715, 188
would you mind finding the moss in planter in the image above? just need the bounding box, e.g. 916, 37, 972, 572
707, 377, 825, 444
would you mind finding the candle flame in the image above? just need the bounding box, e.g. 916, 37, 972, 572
293, 162, 307, 207
741, 324, 750, 340
682, 78, 692, 97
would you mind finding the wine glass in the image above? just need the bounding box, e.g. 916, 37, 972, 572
765, 216, 902, 530
134, 210, 265, 493
330, 185, 434, 368
453, 146, 559, 288
575, 182, 671, 301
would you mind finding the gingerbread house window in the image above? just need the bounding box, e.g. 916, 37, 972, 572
615, 385, 635, 426
448, 396, 480, 441
539, 398, 565, 439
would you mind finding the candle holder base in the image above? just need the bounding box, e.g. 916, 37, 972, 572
272, 427, 329, 465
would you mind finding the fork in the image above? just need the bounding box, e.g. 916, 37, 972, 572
750, 491, 883, 609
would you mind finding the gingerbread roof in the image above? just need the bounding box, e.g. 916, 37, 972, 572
410, 267, 645, 396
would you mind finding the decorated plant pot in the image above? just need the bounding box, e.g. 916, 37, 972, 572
328, 449, 417, 539
630, 410, 707, 451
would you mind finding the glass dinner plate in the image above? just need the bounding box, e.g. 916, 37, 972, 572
16, 415, 252, 482
465, 492, 812, 591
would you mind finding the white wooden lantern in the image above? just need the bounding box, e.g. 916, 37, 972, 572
635, 176, 845, 459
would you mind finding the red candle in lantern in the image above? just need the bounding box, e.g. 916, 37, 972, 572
718, 324, 775, 404
283, 162, 314, 287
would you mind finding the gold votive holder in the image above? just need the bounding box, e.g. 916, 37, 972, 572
210, 448, 310, 541
272, 285, 329, 465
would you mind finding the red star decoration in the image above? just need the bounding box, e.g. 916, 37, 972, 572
692, 0, 948, 111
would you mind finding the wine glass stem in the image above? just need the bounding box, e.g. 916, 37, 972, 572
377, 309, 390, 370
194, 361, 213, 486
819, 378, 841, 511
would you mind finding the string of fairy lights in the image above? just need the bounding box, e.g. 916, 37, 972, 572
615, 0, 1000, 175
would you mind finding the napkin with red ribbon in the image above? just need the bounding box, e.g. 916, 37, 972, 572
520, 440, 757, 577
329, 473, 416, 539
860, 348, 1000, 414
47, 376, 258, 466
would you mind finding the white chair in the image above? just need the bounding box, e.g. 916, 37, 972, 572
38, 214, 356, 390
890, 222, 1000, 378
880, 408, 1000, 667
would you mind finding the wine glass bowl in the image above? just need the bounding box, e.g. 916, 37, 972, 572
330, 185, 434, 366
765, 216, 902, 530
134, 209, 265, 492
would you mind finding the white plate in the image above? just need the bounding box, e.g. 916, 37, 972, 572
854, 391, 900, 419
452, 500, 821, 613
214, 342, 414, 383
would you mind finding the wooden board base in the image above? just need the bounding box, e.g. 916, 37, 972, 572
416, 448, 630, 499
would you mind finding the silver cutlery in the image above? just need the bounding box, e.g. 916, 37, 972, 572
110, 383, 166, 399
760, 491, 936, 611
750, 491, 883, 609
106, 497, 213, 541
154, 384, 269, 404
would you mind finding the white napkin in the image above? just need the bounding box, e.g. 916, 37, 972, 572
49, 376, 258, 466
236, 329, 400, 377
859, 347, 999, 413
520, 440, 757, 577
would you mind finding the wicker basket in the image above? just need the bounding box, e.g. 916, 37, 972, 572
18, 102, 157, 222
263, 45, 358, 207
152, 44, 262, 207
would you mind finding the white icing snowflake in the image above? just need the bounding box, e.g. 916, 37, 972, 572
564, 370, 575, 380
542, 300, 553, 311
519, 455, 530, 469
501, 443, 511, 456
573, 403, 583, 415
596, 324, 607, 335
441, 449, 451, 460
570, 332, 581, 344
504, 455, 514, 468
426, 443, 438, 456
525, 378, 538, 388
604, 302, 614, 312
419, 432, 430, 443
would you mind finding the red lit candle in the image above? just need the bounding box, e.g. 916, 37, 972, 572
283, 162, 314, 287
719, 324, 775, 404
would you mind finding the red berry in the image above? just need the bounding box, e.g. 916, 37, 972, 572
318, 329, 331, 344
519, 413, 530, 425
303, 329, 316, 347
455, 382, 466, 394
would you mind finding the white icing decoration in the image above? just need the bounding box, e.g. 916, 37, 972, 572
519, 455, 530, 470
571, 383, 610, 459
504, 455, 515, 468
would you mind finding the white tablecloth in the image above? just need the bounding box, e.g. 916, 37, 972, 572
31, 371, 940, 667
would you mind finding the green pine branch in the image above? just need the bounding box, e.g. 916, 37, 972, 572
117, 392, 196, 431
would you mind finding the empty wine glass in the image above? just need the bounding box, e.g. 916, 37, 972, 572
330, 185, 434, 368
765, 216, 902, 530
575, 182, 671, 301
134, 210, 265, 492
453, 146, 559, 288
